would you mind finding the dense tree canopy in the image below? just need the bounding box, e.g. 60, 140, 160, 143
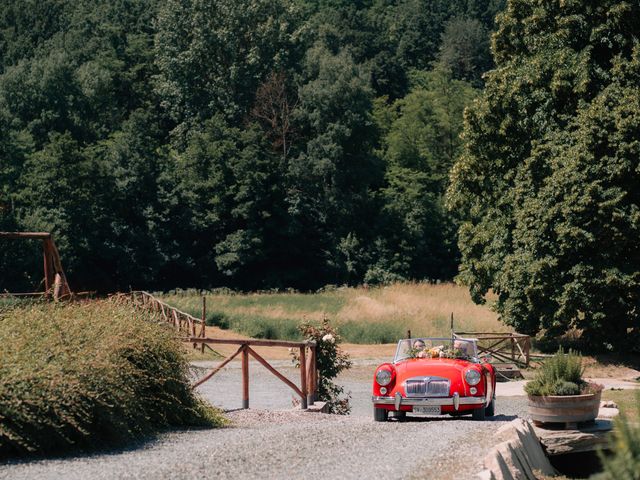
6, 0, 637, 353
0, 0, 501, 292
448, 0, 640, 350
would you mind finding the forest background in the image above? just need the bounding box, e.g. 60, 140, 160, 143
0, 0, 501, 292
1, 0, 638, 351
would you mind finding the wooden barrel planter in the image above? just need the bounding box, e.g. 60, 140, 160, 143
528, 391, 601, 428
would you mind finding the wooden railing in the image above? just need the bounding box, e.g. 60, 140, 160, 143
455, 331, 531, 367
187, 337, 317, 409
129, 291, 318, 409
0, 231, 72, 300
131, 290, 207, 343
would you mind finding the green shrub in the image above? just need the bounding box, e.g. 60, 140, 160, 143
597, 391, 640, 480
552, 380, 582, 396
291, 319, 352, 414
524, 348, 588, 396
205, 311, 230, 329
0, 300, 225, 457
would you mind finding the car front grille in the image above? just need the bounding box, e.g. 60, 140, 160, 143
405, 377, 450, 397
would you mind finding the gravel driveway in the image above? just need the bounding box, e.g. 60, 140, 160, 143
0, 359, 527, 480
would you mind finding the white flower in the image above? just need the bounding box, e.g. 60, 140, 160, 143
322, 333, 335, 343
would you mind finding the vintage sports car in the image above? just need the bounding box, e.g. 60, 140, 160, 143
372, 337, 496, 421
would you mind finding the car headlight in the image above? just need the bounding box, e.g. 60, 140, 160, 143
465, 369, 481, 386
376, 369, 393, 386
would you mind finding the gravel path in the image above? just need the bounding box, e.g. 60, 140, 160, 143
0, 359, 528, 480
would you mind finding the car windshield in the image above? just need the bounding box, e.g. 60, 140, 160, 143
394, 337, 478, 363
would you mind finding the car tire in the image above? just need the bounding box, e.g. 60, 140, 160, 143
485, 395, 496, 417
374, 407, 388, 422
472, 405, 486, 421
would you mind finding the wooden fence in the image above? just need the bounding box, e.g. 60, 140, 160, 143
129, 291, 318, 409
455, 331, 531, 367
0, 231, 71, 300
131, 290, 207, 343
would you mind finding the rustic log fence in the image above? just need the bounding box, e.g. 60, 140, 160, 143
129, 291, 318, 409
0, 231, 72, 300
455, 331, 531, 368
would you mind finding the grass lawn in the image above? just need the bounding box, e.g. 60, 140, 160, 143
602, 389, 640, 423
159, 282, 507, 344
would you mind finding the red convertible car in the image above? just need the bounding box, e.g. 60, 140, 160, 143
372, 337, 496, 421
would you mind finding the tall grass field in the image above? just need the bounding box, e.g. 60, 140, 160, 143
160, 282, 507, 344
0, 300, 224, 457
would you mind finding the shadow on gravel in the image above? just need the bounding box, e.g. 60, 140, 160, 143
389, 413, 519, 423
0, 426, 217, 466
487, 414, 519, 422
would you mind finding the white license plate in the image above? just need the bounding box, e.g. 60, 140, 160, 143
413, 406, 441, 415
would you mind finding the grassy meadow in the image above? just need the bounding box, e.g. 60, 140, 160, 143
160, 282, 507, 344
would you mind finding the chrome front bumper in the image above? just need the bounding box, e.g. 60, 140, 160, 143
372, 392, 485, 411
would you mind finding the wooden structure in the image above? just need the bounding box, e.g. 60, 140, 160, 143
528, 392, 602, 429
0, 231, 71, 301
456, 331, 531, 368
130, 291, 318, 410
131, 290, 207, 345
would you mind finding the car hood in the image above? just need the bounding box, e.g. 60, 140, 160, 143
394, 358, 473, 380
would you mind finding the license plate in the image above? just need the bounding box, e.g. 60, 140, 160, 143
413, 406, 441, 415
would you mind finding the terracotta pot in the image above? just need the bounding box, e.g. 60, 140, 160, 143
528, 391, 601, 425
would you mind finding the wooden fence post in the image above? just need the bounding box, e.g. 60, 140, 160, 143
200, 296, 206, 353
242, 345, 249, 409
299, 346, 308, 409
306, 345, 316, 405
511, 336, 515, 362
172, 310, 179, 331
190, 314, 196, 348
43, 241, 51, 295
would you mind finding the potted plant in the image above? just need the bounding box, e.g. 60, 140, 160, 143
525, 348, 603, 428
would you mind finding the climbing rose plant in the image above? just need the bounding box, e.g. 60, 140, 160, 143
291, 319, 352, 414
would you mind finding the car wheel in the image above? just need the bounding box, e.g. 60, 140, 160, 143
374, 407, 388, 422
472, 405, 486, 421
485, 395, 496, 417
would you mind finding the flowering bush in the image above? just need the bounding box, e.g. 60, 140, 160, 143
291, 318, 352, 414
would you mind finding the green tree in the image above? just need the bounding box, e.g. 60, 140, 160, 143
89, 108, 169, 289
369, 70, 476, 283
287, 44, 382, 287
0, 0, 168, 291
437, 16, 492, 86
154, 0, 302, 134
393, 0, 502, 73
170, 116, 290, 289
447, 0, 640, 350
0, 0, 66, 72
16, 133, 109, 287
